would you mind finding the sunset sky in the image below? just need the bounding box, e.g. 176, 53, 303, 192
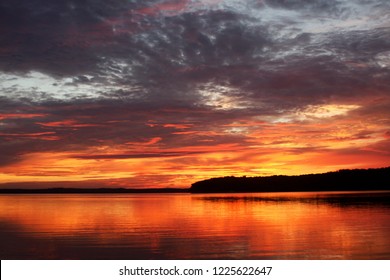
0, 0, 389, 188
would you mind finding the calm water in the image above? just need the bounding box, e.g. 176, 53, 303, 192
0, 191, 389, 259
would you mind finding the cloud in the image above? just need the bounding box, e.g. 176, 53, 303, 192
73, 151, 206, 160
0, 0, 389, 186
1, 0, 389, 105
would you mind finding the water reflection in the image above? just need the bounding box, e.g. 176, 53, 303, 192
0, 192, 389, 259
197, 191, 390, 208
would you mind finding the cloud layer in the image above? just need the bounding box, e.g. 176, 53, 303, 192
1, 0, 389, 187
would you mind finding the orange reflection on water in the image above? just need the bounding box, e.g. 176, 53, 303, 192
0, 192, 389, 259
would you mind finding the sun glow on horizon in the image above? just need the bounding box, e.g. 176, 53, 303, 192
0, 99, 389, 188
1, 1, 390, 189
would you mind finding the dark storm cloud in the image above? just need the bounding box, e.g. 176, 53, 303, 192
1, 0, 390, 166
0, 0, 182, 76
1, 0, 388, 96
0, 0, 120, 74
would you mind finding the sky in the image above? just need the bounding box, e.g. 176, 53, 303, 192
0, 0, 389, 189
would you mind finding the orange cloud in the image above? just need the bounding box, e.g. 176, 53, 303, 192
37, 120, 100, 128
0, 113, 46, 120
1, 103, 389, 188
163, 123, 193, 129
0, 132, 59, 141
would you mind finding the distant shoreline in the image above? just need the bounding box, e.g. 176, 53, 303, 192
1, 189, 390, 195
1, 166, 389, 194
0, 188, 188, 194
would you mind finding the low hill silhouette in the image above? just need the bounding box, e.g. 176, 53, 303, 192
190, 167, 390, 193
1, 167, 388, 194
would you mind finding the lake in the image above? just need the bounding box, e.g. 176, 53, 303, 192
0, 191, 389, 259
